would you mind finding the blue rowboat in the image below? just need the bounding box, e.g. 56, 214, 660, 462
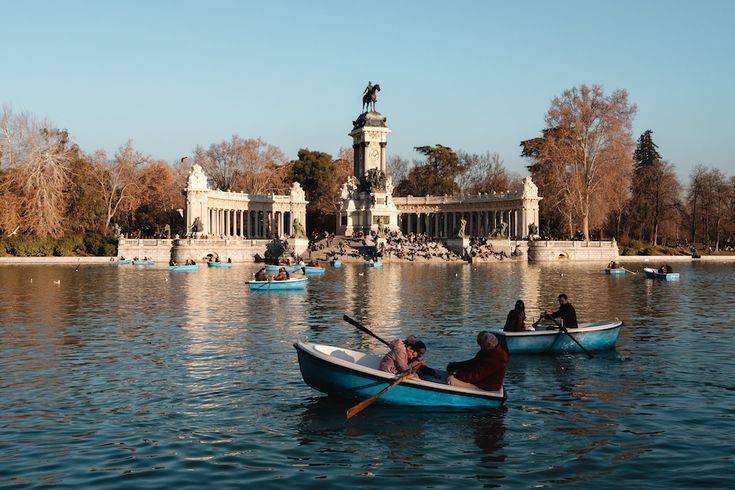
366, 262, 383, 268
132, 260, 155, 266
265, 264, 303, 273
110, 260, 131, 265
643, 267, 680, 281
330, 260, 342, 268
168, 265, 199, 272
492, 320, 622, 355
247, 277, 307, 291
303, 266, 325, 275
294, 342, 505, 408
605, 268, 625, 275
207, 262, 233, 268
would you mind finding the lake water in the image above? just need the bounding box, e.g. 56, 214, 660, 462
1, 262, 734, 488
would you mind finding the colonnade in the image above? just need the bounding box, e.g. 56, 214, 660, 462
207, 209, 292, 239
398, 209, 529, 239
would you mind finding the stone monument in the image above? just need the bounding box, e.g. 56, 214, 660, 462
337, 82, 399, 235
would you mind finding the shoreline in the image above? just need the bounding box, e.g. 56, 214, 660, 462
1, 254, 735, 265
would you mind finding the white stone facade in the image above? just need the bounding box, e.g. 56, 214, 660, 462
394, 176, 542, 239
185, 164, 308, 239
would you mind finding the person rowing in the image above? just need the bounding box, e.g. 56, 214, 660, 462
658, 264, 673, 274
607, 260, 620, 269
540, 293, 578, 329
379, 337, 432, 376
254, 267, 267, 281
274, 267, 290, 281
446, 331, 508, 391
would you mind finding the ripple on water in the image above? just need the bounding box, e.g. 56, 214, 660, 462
0, 262, 734, 488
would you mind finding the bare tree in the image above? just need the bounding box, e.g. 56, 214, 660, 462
387, 155, 411, 183
457, 151, 519, 194
537, 85, 637, 240
193, 136, 287, 194
93, 141, 144, 232
0, 107, 74, 237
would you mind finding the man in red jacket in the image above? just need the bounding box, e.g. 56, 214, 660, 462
446, 331, 508, 392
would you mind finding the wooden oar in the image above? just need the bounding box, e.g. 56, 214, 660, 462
623, 267, 638, 275
346, 371, 415, 419
551, 318, 594, 359
343, 314, 391, 348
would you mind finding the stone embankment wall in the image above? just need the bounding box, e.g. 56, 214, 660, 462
527, 240, 619, 261
117, 238, 309, 263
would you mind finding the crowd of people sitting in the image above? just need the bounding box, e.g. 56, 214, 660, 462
168, 259, 197, 266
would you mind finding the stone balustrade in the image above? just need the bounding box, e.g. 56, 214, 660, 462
528, 240, 619, 261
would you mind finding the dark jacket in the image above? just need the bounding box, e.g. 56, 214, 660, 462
453, 347, 508, 391
504, 309, 526, 332
550, 303, 578, 328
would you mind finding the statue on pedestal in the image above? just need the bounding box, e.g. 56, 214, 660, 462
377, 217, 386, 238
362, 81, 381, 112
191, 217, 203, 236
291, 218, 306, 239
457, 219, 467, 239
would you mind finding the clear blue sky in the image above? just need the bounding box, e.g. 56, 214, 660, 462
1, 0, 733, 177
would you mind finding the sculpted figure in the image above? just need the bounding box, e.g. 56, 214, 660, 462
457, 219, 467, 239
292, 218, 306, 239
362, 82, 381, 112
377, 217, 386, 238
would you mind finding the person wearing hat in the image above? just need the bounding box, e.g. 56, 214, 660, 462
446, 331, 508, 392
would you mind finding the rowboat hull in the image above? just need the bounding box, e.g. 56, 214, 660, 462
605, 268, 625, 275
294, 342, 504, 408
303, 266, 325, 275
331, 260, 342, 268
366, 262, 383, 268
493, 321, 622, 354
643, 268, 680, 281
110, 261, 131, 265
265, 264, 303, 273
132, 261, 155, 266
168, 265, 199, 272
247, 278, 307, 291
207, 262, 232, 268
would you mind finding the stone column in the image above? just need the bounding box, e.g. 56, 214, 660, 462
278, 211, 284, 238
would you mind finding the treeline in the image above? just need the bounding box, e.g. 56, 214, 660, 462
520, 85, 735, 252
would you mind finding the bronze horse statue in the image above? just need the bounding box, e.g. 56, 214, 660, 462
362, 83, 380, 112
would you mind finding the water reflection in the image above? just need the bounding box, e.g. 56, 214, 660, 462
1, 262, 734, 487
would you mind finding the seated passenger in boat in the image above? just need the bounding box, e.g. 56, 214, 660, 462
658, 264, 673, 274
446, 332, 507, 391
379, 338, 426, 375
543, 293, 578, 328
169, 259, 176, 266
215, 256, 221, 263
227, 258, 232, 263
607, 260, 619, 269
274, 267, 290, 281
254, 267, 267, 281
504, 300, 527, 332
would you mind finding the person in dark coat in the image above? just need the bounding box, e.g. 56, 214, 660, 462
504, 300, 527, 332
543, 293, 578, 328
446, 332, 508, 392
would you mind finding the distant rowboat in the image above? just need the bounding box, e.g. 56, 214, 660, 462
247, 277, 307, 291
168, 264, 199, 272
110, 260, 131, 265
132, 260, 155, 266
366, 262, 383, 268
605, 268, 625, 275
294, 342, 505, 408
303, 266, 325, 275
330, 260, 342, 268
643, 268, 680, 281
492, 321, 623, 354
207, 262, 233, 268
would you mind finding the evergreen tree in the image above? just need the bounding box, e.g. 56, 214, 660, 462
633, 130, 662, 171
